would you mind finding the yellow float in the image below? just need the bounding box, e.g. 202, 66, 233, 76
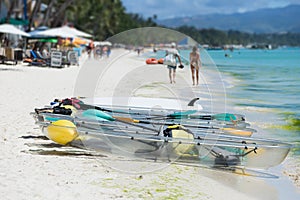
46, 120, 78, 145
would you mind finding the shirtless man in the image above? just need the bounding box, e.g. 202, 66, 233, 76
166, 42, 182, 84
189, 46, 201, 85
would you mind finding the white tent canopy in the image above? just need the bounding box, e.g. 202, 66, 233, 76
38, 26, 92, 38
0, 24, 30, 37
94, 41, 112, 46
64, 26, 92, 38
38, 26, 77, 38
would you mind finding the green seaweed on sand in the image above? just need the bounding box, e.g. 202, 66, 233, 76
273, 113, 300, 132
135, 175, 143, 180
291, 142, 300, 156
155, 188, 167, 193
103, 178, 114, 181
268, 112, 300, 156
122, 185, 154, 199
147, 190, 154, 198
285, 117, 300, 131
158, 188, 184, 200
101, 177, 122, 189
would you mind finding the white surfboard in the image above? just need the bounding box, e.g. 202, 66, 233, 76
80, 97, 202, 111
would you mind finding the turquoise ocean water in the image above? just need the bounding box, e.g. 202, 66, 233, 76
200, 47, 300, 156
149, 47, 300, 155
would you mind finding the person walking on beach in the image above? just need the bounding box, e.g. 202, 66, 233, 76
189, 45, 201, 85
165, 42, 182, 84
87, 40, 94, 58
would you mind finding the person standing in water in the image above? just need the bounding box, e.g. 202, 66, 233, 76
189, 46, 201, 85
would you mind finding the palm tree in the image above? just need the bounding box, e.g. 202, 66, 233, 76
41, 0, 56, 26
27, 0, 41, 31
5, 0, 17, 23
50, 0, 75, 27
22, 0, 156, 40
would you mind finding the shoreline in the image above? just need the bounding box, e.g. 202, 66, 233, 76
0, 49, 299, 199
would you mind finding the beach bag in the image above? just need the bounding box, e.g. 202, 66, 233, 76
163, 54, 176, 66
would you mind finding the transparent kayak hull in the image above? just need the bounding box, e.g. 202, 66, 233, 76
40, 121, 292, 169
32, 97, 292, 170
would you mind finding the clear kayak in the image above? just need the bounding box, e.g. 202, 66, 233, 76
32, 109, 255, 138
80, 97, 246, 123
32, 97, 252, 138
37, 97, 247, 125
31, 97, 293, 171
38, 119, 292, 170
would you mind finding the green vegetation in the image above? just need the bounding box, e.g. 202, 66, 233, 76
61, 0, 157, 40
176, 26, 300, 47
3, 0, 300, 45
64, 0, 156, 40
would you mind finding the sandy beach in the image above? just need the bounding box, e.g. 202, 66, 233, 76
0, 49, 299, 200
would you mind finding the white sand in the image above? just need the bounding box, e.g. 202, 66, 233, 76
0, 49, 299, 199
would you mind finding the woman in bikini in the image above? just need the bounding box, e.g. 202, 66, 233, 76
189, 46, 201, 85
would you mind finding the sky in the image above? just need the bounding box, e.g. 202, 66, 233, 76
121, 0, 300, 19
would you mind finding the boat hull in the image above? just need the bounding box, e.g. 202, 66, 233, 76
40, 121, 291, 169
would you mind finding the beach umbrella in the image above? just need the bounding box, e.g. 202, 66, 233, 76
39, 38, 58, 43
72, 37, 88, 45
61, 39, 79, 47
38, 26, 92, 38
94, 41, 112, 46
0, 18, 29, 25
0, 23, 30, 37
101, 41, 112, 46
38, 26, 77, 38
28, 26, 50, 38
62, 26, 92, 38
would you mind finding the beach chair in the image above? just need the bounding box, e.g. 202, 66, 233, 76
61, 51, 71, 67
29, 50, 50, 66
22, 49, 33, 64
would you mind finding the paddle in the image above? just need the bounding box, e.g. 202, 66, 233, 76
82, 109, 254, 137
58, 97, 245, 124
81, 109, 161, 133
111, 116, 254, 137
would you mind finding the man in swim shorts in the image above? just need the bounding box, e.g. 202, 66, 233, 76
166, 42, 182, 84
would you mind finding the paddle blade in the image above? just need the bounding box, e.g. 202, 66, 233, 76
221, 128, 253, 137
168, 110, 197, 117
213, 113, 237, 121
114, 116, 136, 123
82, 109, 115, 121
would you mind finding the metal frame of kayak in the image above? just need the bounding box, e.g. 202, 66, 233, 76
32, 112, 254, 137
38, 120, 292, 169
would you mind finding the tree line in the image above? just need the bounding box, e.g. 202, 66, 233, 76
2, 0, 299, 46
175, 26, 300, 47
